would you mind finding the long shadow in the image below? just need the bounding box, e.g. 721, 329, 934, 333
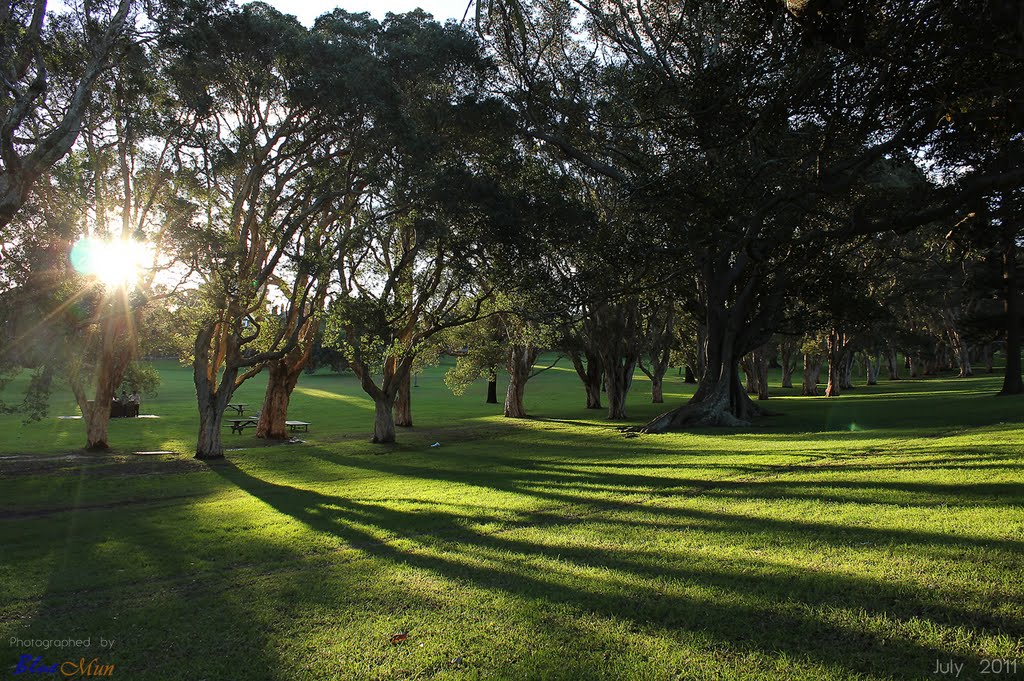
211, 460, 1020, 680
4, 464, 288, 680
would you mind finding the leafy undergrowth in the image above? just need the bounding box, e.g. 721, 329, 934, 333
1, 365, 1022, 679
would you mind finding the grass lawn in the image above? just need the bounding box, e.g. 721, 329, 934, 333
1, 359, 1022, 679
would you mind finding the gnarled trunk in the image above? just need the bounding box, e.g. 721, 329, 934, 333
257, 317, 318, 440
83, 369, 120, 451
604, 358, 636, 420
395, 371, 413, 427
825, 329, 845, 397
373, 396, 397, 444
256, 359, 302, 440
196, 400, 227, 460
638, 315, 759, 432
504, 344, 539, 418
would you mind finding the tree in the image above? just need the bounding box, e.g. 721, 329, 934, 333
486, 0, 1024, 432
0, 22, 197, 449
169, 3, 377, 459
0, 0, 134, 229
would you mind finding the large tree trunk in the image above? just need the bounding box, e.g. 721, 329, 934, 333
257, 317, 318, 439
256, 359, 301, 440
638, 311, 760, 432
802, 353, 823, 396
1000, 229, 1022, 395
373, 396, 397, 444
651, 375, 664, 403
82, 359, 123, 451
825, 329, 847, 397
196, 400, 227, 460
504, 344, 539, 418
395, 371, 413, 427
193, 325, 238, 460
684, 365, 697, 383
604, 358, 636, 420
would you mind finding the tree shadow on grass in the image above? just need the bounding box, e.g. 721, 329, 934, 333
210, 458, 1021, 680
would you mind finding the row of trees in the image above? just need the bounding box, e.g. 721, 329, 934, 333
0, 0, 1021, 459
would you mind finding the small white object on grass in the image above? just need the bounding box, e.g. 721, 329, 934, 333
431, 442, 441, 447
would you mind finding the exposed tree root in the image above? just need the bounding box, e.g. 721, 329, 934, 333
628, 398, 780, 434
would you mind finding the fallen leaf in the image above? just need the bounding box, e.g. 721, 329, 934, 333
390, 633, 408, 645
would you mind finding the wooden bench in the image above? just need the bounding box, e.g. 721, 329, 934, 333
286, 421, 311, 433
227, 418, 257, 435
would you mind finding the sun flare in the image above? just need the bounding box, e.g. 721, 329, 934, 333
70, 237, 153, 289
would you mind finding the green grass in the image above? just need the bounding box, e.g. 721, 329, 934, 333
1, 360, 1022, 680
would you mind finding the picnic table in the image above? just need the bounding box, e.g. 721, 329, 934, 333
286, 421, 311, 433
226, 403, 248, 416
227, 417, 257, 435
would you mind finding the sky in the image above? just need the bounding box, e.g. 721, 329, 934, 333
244, 0, 474, 25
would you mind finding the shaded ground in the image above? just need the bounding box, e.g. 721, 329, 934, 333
0, 367, 1022, 679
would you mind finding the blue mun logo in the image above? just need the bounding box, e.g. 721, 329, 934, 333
12, 654, 59, 674
12, 654, 115, 676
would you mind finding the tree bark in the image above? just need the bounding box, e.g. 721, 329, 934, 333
802, 353, 823, 396
1000, 229, 1022, 394
604, 358, 636, 419
84, 368, 119, 451
193, 324, 239, 460
638, 305, 760, 431
741, 355, 756, 393
753, 347, 769, 400
825, 329, 847, 397
865, 352, 879, 386
570, 350, 603, 409
257, 319, 317, 440
504, 344, 539, 418
256, 359, 297, 440
638, 355, 668, 404
373, 396, 397, 443
395, 371, 413, 427
841, 351, 855, 390
684, 365, 697, 383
